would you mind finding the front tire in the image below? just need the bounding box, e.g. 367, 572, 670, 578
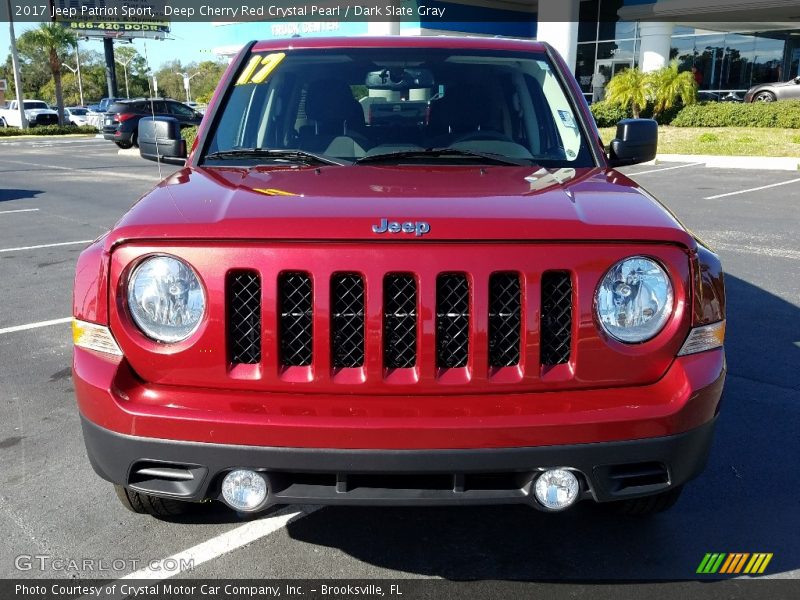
0, 118, 7, 128
115, 140, 133, 149
611, 485, 684, 516
114, 485, 190, 517
754, 91, 776, 102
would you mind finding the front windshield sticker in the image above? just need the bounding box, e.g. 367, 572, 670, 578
558, 110, 578, 130
236, 52, 286, 86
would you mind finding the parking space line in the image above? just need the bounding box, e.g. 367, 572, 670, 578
0, 317, 71, 335
0, 208, 39, 215
120, 506, 319, 581
704, 177, 800, 200
0, 239, 92, 253
0, 158, 159, 182
629, 162, 703, 176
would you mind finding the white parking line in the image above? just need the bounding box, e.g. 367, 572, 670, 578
0, 208, 39, 215
629, 162, 703, 176
0, 317, 71, 335
122, 506, 318, 580
704, 177, 800, 200
0, 239, 92, 253
0, 158, 159, 182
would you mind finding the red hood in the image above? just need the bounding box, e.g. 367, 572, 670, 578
106, 165, 695, 248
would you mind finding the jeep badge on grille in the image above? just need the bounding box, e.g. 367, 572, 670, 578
372, 218, 430, 237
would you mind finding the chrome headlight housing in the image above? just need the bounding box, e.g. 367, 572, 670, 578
595, 256, 673, 343
127, 255, 206, 343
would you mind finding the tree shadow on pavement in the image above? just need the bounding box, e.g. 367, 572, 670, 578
284, 274, 800, 580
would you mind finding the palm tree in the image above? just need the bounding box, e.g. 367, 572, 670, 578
604, 66, 649, 119
18, 23, 77, 126
648, 60, 697, 118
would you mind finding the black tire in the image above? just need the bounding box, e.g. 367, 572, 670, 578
0, 118, 7, 128
754, 91, 776, 103
132, 132, 138, 148
115, 140, 133, 149
114, 485, 190, 517
611, 485, 684, 516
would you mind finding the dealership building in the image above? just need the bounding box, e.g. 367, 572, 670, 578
211, 0, 800, 101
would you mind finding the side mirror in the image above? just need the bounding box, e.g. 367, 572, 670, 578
793, 76, 800, 84
138, 116, 187, 166
607, 118, 658, 168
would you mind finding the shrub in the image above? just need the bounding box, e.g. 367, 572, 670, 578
591, 100, 682, 127
182, 125, 198, 150
672, 100, 800, 128
697, 133, 719, 143
0, 124, 97, 137
590, 101, 630, 127
790, 134, 800, 144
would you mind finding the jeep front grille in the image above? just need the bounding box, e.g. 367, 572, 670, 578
228, 271, 261, 365
278, 272, 313, 367
383, 274, 417, 369
227, 269, 574, 378
331, 274, 365, 368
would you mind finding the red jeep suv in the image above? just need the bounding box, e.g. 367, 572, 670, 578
72, 37, 725, 517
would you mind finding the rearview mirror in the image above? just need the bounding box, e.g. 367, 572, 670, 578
607, 119, 658, 168
138, 117, 187, 166
366, 68, 434, 91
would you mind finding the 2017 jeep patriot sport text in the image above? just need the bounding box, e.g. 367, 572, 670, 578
72, 37, 726, 517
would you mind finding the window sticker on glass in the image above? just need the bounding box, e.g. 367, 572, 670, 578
236, 53, 286, 86
558, 110, 578, 129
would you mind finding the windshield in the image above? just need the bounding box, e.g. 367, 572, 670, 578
69, 108, 88, 115
24, 101, 49, 110
203, 47, 593, 167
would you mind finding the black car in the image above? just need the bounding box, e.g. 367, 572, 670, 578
103, 99, 203, 149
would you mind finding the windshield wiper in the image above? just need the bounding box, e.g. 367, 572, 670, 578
204, 148, 349, 166
355, 147, 530, 166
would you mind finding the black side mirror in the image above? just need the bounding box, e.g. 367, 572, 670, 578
138, 116, 187, 166
607, 118, 658, 168
793, 76, 800, 84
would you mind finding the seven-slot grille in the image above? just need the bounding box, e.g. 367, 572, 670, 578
227, 271, 573, 375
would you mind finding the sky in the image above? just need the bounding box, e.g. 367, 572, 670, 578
1, 23, 230, 70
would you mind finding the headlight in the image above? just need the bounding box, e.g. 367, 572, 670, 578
595, 256, 673, 343
127, 255, 205, 342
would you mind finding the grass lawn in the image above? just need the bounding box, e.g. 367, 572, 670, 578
597, 126, 800, 157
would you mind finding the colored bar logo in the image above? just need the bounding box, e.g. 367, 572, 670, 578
696, 553, 773, 575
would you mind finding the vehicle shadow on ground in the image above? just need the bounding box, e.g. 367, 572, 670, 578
279, 274, 799, 580
0, 188, 43, 203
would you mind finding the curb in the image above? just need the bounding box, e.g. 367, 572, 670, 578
653, 154, 800, 171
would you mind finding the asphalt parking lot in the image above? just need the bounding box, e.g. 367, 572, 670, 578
0, 137, 798, 591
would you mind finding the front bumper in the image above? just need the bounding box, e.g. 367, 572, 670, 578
75, 346, 725, 507
81, 415, 717, 507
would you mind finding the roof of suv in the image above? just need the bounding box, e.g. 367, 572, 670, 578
251, 36, 547, 54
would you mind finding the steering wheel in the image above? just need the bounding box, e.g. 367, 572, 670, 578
452, 130, 514, 144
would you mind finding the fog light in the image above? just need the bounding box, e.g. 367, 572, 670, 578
221, 469, 268, 512
534, 469, 580, 511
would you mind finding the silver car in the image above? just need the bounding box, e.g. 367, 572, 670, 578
744, 75, 800, 102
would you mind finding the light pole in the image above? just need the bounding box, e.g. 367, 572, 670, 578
6, 0, 27, 128
115, 54, 134, 99
62, 41, 85, 106
175, 71, 200, 103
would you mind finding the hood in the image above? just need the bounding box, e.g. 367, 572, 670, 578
107, 165, 695, 248
24, 108, 57, 116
